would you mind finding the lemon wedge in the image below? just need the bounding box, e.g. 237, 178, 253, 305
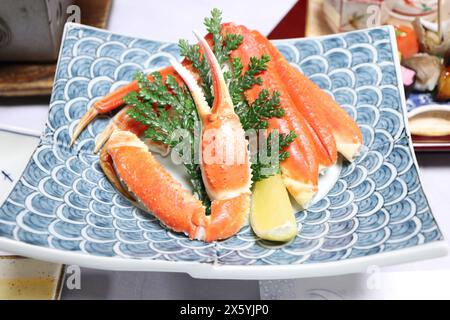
251, 173, 297, 242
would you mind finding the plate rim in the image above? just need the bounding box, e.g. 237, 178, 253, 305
0, 236, 446, 280
0, 23, 447, 279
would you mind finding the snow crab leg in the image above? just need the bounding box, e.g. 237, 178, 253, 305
223, 23, 319, 207
93, 105, 169, 155
251, 30, 362, 161
94, 106, 145, 153
71, 35, 214, 147
250, 30, 339, 168
102, 30, 251, 242
172, 30, 252, 201
70, 66, 179, 145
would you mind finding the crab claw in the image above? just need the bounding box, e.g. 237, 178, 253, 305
98, 30, 252, 242
171, 30, 252, 201
70, 107, 98, 145
104, 130, 250, 242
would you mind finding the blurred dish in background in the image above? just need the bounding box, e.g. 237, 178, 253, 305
323, 0, 441, 33
402, 53, 441, 92
385, 0, 438, 22
439, 0, 450, 37
396, 11, 450, 144
408, 105, 450, 137
412, 14, 450, 56
315, 0, 450, 150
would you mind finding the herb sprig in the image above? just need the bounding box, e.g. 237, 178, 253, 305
178, 8, 243, 106
124, 8, 297, 207
251, 131, 297, 182
203, 8, 243, 66
125, 72, 210, 207
223, 46, 293, 181
178, 40, 213, 106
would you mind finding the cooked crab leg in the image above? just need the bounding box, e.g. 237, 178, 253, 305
106, 131, 249, 241
94, 105, 169, 155
71, 34, 215, 146
225, 25, 331, 174
251, 30, 362, 161
250, 30, 338, 168
104, 33, 251, 241
223, 23, 318, 206
171, 30, 252, 201
99, 146, 135, 202
94, 106, 146, 153
70, 66, 179, 145
294, 68, 362, 160
238, 26, 333, 172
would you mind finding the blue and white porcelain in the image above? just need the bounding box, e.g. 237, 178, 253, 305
0, 23, 447, 279
406, 92, 449, 114
0, 129, 40, 256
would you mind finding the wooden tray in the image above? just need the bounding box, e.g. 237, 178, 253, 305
0, 0, 111, 97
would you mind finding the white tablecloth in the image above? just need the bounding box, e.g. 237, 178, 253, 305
1, 0, 450, 300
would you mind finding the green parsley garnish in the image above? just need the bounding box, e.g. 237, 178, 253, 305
124, 72, 210, 208
124, 8, 297, 209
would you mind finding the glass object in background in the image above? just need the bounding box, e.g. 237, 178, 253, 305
0, 257, 64, 299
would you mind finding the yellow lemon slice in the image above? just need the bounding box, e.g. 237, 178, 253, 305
251, 174, 297, 242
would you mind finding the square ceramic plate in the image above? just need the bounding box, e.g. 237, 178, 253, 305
0, 129, 64, 299
0, 23, 447, 280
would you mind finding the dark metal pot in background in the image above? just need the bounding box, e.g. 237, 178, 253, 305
0, 0, 74, 62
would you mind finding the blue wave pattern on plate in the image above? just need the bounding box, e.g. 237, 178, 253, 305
0, 24, 443, 265
407, 92, 449, 112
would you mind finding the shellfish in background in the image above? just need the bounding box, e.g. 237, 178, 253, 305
386, 0, 438, 20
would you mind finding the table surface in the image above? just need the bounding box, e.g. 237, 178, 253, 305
1, 0, 450, 300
